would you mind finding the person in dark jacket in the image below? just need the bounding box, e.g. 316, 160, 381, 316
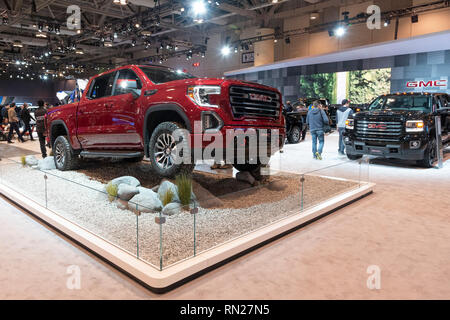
284, 101, 294, 113
35, 100, 48, 158
21, 103, 35, 141
336, 99, 354, 155
306, 101, 329, 160
7, 103, 25, 144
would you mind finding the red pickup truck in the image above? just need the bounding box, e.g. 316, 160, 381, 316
46, 65, 285, 177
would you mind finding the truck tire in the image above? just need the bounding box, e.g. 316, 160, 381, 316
232, 163, 262, 173
287, 126, 301, 144
347, 153, 363, 161
53, 135, 79, 171
149, 122, 195, 178
418, 137, 436, 168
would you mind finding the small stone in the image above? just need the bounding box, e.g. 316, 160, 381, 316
236, 171, 255, 185
162, 202, 182, 216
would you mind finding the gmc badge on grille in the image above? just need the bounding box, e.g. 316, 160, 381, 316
248, 93, 272, 103
368, 124, 387, 130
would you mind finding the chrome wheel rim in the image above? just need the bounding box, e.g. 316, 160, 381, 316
55, 142, 65, 167
154, 133, 176, 170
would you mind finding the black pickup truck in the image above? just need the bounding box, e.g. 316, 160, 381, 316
344, 92, 449, 167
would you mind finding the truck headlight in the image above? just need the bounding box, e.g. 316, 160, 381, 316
405, 120, 424, 132
345, 119, 354, 130
187, 86, 221, 108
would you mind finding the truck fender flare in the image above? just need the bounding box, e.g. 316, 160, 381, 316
49, 120, 71, 148
143, 104, 192, 157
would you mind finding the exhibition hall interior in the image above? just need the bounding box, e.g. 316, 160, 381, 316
0, 0, 449, 300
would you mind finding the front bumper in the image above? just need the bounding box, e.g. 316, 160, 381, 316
344, 137, 427, 160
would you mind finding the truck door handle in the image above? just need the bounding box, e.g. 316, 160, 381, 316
144, 89, 158, 96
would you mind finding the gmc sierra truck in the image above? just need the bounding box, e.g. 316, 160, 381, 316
344, 92, 449, 167
46, 65, 285, 177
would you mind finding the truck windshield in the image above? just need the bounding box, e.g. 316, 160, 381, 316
139, 67, 195, 84
369, 95, 431, 111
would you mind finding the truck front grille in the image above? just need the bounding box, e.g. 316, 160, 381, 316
356, 120, 402, 141
229, 86, 280, 119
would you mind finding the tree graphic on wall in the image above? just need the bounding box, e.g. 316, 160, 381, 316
299, 73, 336, 102
348, 68, 391, 104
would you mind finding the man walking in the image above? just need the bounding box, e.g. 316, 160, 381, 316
35, 100, 48, 158
21, 103, 35, 141
306, 100, 330, 160
7, 103, 25, 144
336, 99, 354, 156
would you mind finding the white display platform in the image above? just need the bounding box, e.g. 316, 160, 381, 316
0, 179, 374, 293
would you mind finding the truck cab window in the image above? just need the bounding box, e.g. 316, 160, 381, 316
114, 69, 142, 96
89, 73, 114, 99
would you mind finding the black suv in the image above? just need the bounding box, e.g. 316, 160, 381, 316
344, 92, 449, 167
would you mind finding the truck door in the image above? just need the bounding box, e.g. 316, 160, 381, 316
105, 69, 143, 149
76, 72, 115, 149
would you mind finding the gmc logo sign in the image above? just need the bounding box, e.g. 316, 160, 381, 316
248, 93, 272, 103
406, 80, 448, 88
368, 124, 387, 130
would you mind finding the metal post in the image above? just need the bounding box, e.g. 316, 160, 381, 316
44, 174, 48, 208
300, 175, 305, 211
136, 204, 139, 259
435, 116, 444, 169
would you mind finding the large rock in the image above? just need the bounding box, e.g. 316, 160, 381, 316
110, 176, 141, 188
25, 155, 39, 166
236, 171, 255, 185
129, 187, 163, 213
162, 202, 182, 216
37, 156, 56, 170
192, 181, 223, 208
117, 184, 139, 201
157, 180, 180, 203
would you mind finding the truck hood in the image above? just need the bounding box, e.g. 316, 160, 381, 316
355, 109, 427, 121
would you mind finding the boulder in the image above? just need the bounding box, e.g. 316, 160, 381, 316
37, 156, 56, 170
117, 184, 139, 201
157, 180, 180, 203
110, 176, 141, 188
162, 202, 182, 216
192, 181, 223, 208
129, 187, 163, 213
25, 155, 39, 166
236, 171, 255, 185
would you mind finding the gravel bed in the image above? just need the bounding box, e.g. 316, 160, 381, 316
0, 162, 357, 268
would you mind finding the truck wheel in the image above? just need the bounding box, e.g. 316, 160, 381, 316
149, 122, 194, 178
347, 153, 363, 161
232, 163, 262, 173
287, 126, 301, 144
53, 136, 78, 171
418, 138, 436, 168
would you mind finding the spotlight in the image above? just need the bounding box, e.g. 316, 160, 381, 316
334, 26, 346, 37
77, 29, 81, 34
75, 48, 84, 55
2, 17, 8, 25
201, 51, 205, 58
132, 39, 137, 47
310, 12, 319, 20
285, 37, 290, 44
38, 23, 44, 31
36, 31, 47, 38
234, 46, 238, 53
114, 32, 118, 39
221, 46, 231, 56
411, 14, 419, 23
135, 22, 140, 28
384, 18, 391, 27
192, 1, 207, 15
